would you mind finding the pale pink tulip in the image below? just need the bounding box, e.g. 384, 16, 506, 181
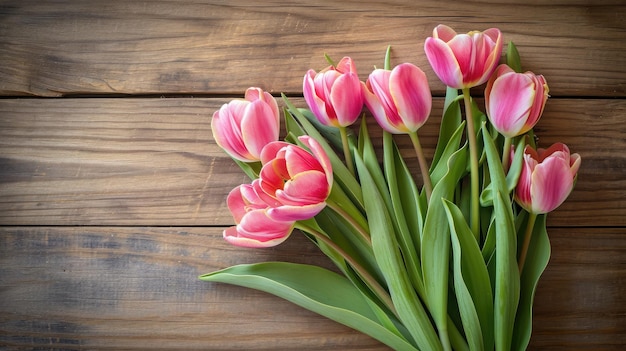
424, 25, 503, 89
223, 181, 295, 248
303, 57, 364, 127
363, 63, 432, 134
211, 87, 280, 162
485, 64, 549, 138
515, 143, 581, 214
259, 136, 333, 222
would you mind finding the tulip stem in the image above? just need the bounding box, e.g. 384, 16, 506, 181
462, 88, 481, 240
295, 222, 397, 318
327, 201, 372, 246
339, 126, 355, 176
518, 212, 538, 273
502, 136, 512, 174
408, 131, 433, 202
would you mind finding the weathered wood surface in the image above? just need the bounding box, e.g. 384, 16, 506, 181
0, 0, 625, 350
0, 227, 624, 350
0, 0, 624, 97
1, 98, 624, 227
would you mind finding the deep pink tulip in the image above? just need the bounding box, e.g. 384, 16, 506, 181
303, 57, 364, 127
211, 87, 280, 162
515, 143, 581, 214
258, 136, 333, 222
223, 181, 295, 248
424, 25, 503, 89
363, 63, 432, 134
485, 64, 549, 138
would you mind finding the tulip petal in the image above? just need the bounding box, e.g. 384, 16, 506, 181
226, 186, 248, 223
433, 24, 457, 42
487, 72, 535, 137
223, 210, 294, 248
389, 63, 431, 132
530, 156, 574, 214
278, 170, 328, 205
241, 100, 280, 159
299, 136, 333, 187
267, 202, 327, 222
329, 72, 363, 126
424, 37, 463, 88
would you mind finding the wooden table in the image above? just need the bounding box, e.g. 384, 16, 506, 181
1, 1, 624, 349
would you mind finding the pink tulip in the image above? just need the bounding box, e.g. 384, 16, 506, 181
515, 143, 581, 214
211, 87, 280, 162
363, 63, 432, 134
258, 136, 333, 222
303, 56, 364, 127
485, 64, 549, 138
223, 181, 295, 248
424, 25, 503, 89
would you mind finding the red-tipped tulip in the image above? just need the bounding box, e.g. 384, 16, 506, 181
424, 24, 503, 89
363, 63, 432, 134
303, 57, 364, 127
515, 143, 581, 214
211, 87, 280, 162
259, 136, 333, 222
485, 64, 549, 138
223, 181, 295, 248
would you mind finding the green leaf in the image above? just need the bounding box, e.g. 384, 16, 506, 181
479, 137, 525, 207
354, 152, 442, 351
512, 214, 551, 350
383, 132, 425, 297
422, 142, 468, 348
430, 120, 466, 186
482, 125, 520, 351
200, 262, 419, 351
443, 199, 495, 351
506, 41, 523, 73
432, 89, 463, 170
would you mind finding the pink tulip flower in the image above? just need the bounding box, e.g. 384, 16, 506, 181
303, 56, 364, 127
515, 143, 581, 214
424, 24, 503, 89
258, 136, 333, 222
485, 64, 549, 138
363, 63, 432, 134
223, 181, 295, 248
211, 87, 280, 162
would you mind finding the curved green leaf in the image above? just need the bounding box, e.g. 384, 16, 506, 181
200, 262, 419, 351
443, 199, 495, 351
513, 214, 551, 350
354, 152, 442, 351
422, 142, 468, 348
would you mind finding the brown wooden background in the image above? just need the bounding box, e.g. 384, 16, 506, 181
1, 1, 625, 349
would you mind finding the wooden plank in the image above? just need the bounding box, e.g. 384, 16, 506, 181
0, 0, 624, 97
1, 97, 624, 227
0, 226, 624, 350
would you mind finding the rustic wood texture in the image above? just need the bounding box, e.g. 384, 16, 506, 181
0, 0, 624, 97
0, 0, 624, 350
0, 227, 624, 350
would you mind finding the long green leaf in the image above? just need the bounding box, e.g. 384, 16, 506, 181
482, 126, 520, 351
422, 142, 468, 348
432, 88, 463, 168
354, 152, 442, 351
200, 262, 419, 351
443, 199, 495, 351
512, 214, 551, 350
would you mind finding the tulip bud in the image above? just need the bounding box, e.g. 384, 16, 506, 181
303, 56, 364, 127
424, 24, 503, 89
515, 143, 581, 214
211, 87, 280, 162
363, 63, 432, 134
485, 64, 549, 138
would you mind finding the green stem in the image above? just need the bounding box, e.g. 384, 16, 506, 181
462, 88, 481, 240
326, 201, 372, 246
295, 222, 397, 318
502, 136, 512, 174
408, 131, 433, 202
339, 126, 355, 176
518, 212, 538, 273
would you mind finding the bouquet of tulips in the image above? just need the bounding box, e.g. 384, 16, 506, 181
201, 25, 581, 351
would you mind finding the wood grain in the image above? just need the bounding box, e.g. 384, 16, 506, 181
0, 226, 623, 350
0, 0, 624, 97
0, 97, 623, 227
